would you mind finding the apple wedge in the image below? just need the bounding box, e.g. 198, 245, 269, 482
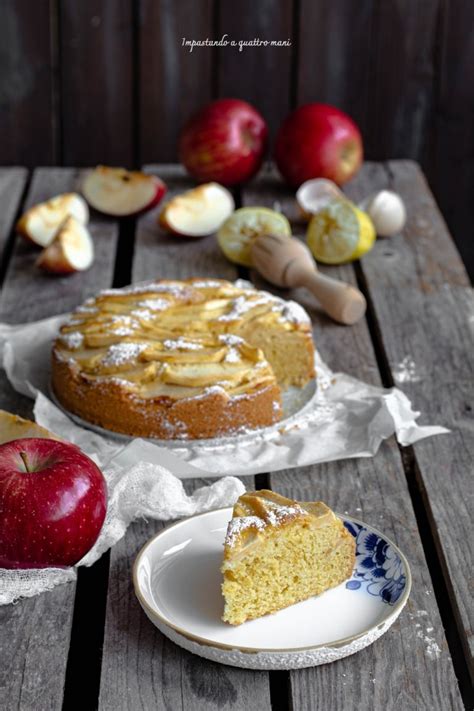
82, 166, 166, 217
159, 182, 234, 237
16, 193, 89, 248
36, 216, 94, 275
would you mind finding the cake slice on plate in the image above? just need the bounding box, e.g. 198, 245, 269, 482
221, 490, 355, 625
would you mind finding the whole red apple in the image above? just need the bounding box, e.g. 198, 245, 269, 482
179, 99, 268, 186
0, 438, 107, 569
274, 104, 363, 187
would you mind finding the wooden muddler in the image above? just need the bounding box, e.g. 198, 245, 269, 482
251, 233, 367, 326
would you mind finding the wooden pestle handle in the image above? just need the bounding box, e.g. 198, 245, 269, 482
251, 234, 366, 325
294, 267, 367, 325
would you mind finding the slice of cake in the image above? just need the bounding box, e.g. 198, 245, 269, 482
221, 490, 355, 625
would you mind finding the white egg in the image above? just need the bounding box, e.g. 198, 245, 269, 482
364, 190, 406, 237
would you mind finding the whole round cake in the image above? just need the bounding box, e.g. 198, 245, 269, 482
52, 278, 315, 439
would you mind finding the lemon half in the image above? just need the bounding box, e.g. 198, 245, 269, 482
306, 199, 375, 265
217, 207, 291, 267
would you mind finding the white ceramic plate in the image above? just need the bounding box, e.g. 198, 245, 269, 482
133, 508, 411, 670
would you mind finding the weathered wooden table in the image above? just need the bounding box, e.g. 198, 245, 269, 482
0, 162, 472, 711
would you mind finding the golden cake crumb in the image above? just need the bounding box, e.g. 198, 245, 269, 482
221, 490, 355, 625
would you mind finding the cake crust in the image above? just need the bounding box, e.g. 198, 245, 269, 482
52, 354, 281, 439
51, 278, 315, 440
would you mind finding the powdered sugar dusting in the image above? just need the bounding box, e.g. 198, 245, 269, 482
131, 309, 154, 320
100, 281, 186, 297
138, 298, 170, 311
60, 331, 84, 349
417, 631, 441, 659
191, 279, 225, 288
218, 295, 273, 322
219, 334, 244, 346
102, 342, 146, 367
264, 503, 306, 525
112, 326, 135, 336
163, 338, 204, 351
408, 610, 441, 659
280, 300, 311, 325
393, 356, 421, 384
181, 385, 228, 402
225, 516, 266, 547
224, 348, 241, 363
225, 501, 306, 547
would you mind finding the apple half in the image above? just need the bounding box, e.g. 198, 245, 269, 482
17, 193, 89, 248
82, 166, 166, 217
159, 182, 234, 237
36, 216, 94, 275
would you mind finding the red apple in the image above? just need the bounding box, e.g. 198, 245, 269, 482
274, 104, 363, 187
179, 99, 268, 186
0, 438, 107, 568
82, 166, 167, 217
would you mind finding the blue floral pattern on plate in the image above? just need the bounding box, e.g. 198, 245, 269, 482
343, 521, 406, 605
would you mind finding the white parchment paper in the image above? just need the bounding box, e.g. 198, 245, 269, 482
0, 314, 448, 604
0, 314, 448, 477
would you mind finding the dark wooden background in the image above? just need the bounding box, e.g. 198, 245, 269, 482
0, 0, 473, 279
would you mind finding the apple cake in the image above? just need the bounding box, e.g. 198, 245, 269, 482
52, 278, 315, 439
221, 490, 356, 625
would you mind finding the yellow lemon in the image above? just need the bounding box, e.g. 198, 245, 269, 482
217, 207, 291, 267
306, 199, 375, 265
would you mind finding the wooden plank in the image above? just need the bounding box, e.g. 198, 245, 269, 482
0, 0, 56, 166
132, 165, 237, 282
0, 167, 120, 711
0, 168, 118, 322
100, 189, 271, 706
216, 0, 293, 141
0, 166, 31, 443
99, 479, 272, 711
364, 0, 439, 160
60, 0, 134, 166
271, 455, 463, 711
297, 0, 374, 133
345, 160, 474, 662
428, 0, 474, 278
0, 168, 28, 263
242, 168, 464, 710
139, 1, 213, 163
